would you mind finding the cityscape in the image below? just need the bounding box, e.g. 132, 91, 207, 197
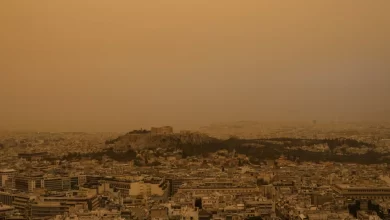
1, 0, 390, 220
1, 122, 390, 220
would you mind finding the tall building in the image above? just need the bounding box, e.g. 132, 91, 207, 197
14, 177, 35, 193
333, 184, 390, 199
29, 202, 69, 219
0, 192, 14, 206
42, 193, 99, 211
0, 169, 16, 188
177, 181, 258, 195
12, 194, 37, 217
43, 177, 71, 192
69, 175, 87, 189
99, 179, 132, 195
128, 178, 170, 201
167, 177, 203, 196
85, 175, 103, 186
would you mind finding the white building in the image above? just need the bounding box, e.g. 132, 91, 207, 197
0, 169, 16, 188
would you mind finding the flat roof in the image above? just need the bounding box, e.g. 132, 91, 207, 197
335, 184, 390, 189
31, 202, 68, 208
0, 169, 16, 173
0, 205, 14, 211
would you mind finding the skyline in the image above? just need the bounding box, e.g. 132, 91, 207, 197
1, 1, 390, 132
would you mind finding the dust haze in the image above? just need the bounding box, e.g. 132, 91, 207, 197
1, 1, 389, 132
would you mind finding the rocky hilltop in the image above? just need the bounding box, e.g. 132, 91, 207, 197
105, 130, 217, 150
59, 127, 390, 165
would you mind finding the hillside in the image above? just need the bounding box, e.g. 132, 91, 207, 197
105, 132, 217, 150
59, 131, 390, 164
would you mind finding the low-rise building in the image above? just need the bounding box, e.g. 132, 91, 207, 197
333, 184, 390, 199
29, 202, 69, 219
43, 177, 71, 192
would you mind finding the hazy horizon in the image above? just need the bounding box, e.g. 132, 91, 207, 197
1, 1, 389, 132
1, 119, 390, 134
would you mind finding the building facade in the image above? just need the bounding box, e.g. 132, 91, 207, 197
333, 184, 390, 199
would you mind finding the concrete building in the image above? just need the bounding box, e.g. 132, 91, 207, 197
333, 184, 390, 199
245, 200, 274, 216
98, 177, 169, 199
167, 177, 202, 196
177, 181, 258, 195
29, 202, 69, 219
165, 204, 199, 220
357, 211, 380, 220
12, 194, 37, 217
198, 210, 212, 220
85, 175, 103, 186
0, 204, 14, 218
99, 179, 132, 195
0, 169, 16, 188
43, 177, 71, 192
0, 192, 14, 206
150, 207, 169, 220
42, 193, 99, 211
40, 189, 99, 211
14, 177, 35, 193
310, 192, 333, 206
18, 152, 48, 161
129, 178, 170, 201
69, 175, 86, 189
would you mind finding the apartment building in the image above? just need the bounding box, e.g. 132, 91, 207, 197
177, 181, 258, 194
99, 179, 132, 195
129, 178, 170, 200
29, 202, 70, 219
12, 194, 37, 217
0, 204, 14, 218
0, 169, 16, 188
43, 177, 71, 192
0, 192, 14, 206
333, 184, 390, 199
14, 177, 35, 193
42, 191, 99, 211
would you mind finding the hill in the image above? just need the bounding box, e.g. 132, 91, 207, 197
105, 131, 217, 150
63, 130, 389, 164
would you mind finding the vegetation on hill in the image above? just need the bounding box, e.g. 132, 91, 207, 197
178, 137, 384, 164
62, 147, 137, 162
67, 132, 386, 164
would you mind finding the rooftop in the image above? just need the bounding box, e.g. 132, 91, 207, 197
0, 204, 14, 211
0, 169, 16, 173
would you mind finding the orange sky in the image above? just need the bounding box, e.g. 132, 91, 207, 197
1, 1, 389, 132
